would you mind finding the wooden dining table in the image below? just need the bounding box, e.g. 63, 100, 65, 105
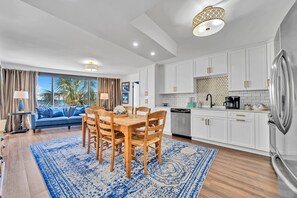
80, 113, 148, 178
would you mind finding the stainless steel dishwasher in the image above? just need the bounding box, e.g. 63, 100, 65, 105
171, 108, 191, 138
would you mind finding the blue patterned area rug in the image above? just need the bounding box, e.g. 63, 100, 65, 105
30, 135, 218, 198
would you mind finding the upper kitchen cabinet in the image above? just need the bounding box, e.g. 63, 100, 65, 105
194, 57, 209, 77
163, 63, 177, 93
228, 49, 246, 91
267, 41, 275, 87
160, 60, 194, 94
176, 60, 194, 93
229, 43, 269, 91
246, 44, 268, 90
139, 65, 157, 108
194, 53, 228, 77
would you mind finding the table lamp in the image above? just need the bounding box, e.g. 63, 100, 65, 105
100, 93, 109, 109
13, 91, 28, 112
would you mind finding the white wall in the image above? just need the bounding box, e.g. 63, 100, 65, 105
121, 73, 139, 106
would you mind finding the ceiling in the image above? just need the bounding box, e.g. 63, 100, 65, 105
0, 0, 295, 76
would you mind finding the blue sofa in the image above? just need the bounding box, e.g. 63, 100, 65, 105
31, 106, 87, 133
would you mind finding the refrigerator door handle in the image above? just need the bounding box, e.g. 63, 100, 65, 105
272, 153, 297, 194
270, 49, 294, 134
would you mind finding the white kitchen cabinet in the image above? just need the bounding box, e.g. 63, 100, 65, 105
191, 110, 227, 143
210, 53, 228, 76
176, 60, 194, 93
228, 112, 255, 148
194, 57, 209, 77
229, 44, 269, 91
139, 65, 156, 108
255, 113, 270, 152
208, 116, 228, 143
163, 63, 176, 94
191, 115, 208, 139
246, 44, 268, 90
267, 41, 275, 87
194, 53, 227, 77
139, 67, 148, 106
228, 49, 247, 91
161, 61, 194, 94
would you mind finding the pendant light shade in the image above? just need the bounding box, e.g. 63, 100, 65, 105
192, 6, 225, 37
84, 62, 98, 72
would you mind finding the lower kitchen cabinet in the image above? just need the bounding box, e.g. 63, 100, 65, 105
191, 115, 208, 139
228, 117, 255, 148
255, 113, 270, 152
208, 117, 228, 143
191, 109, 270, 155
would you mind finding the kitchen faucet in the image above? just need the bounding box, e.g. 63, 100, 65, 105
206, 93, 215, 108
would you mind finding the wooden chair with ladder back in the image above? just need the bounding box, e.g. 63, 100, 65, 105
131, 111, 167, 175
97, 110, 125, 172
85, 108, 100, 160
124, 106, 134, 114
134, 106, 151, 115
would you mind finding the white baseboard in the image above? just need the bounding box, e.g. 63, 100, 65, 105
191, 137, 270, 156
163, 131, 172, 136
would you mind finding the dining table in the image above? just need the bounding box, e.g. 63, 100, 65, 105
80, 113, 149, 178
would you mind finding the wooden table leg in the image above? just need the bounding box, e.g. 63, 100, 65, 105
124, 126, 132, 178
82, 117, 86, 147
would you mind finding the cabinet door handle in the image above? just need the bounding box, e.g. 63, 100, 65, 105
236, 114, 246, 117
204, 118, 207, 125
236, 119, 246, 122
207, 119, 210, 125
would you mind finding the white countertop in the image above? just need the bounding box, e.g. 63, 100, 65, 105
155, 106, 270, 113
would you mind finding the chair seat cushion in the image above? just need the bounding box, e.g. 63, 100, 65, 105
102, 132, 125, 144
131, 136, 160, 147
36, 117, 69, 127
68, 116, 82, 124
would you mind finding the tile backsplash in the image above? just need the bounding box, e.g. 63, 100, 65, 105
229, 90, 270, 109
160, 76, 270, 109
196, 76, 228, 106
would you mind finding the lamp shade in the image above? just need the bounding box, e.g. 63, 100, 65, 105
100, 93, 109, 100
13, 91, 29, 99
192, 6, 225, 37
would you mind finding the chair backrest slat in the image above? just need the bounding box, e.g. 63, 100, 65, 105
97, 110, 115, 137
135, 107, 151, 116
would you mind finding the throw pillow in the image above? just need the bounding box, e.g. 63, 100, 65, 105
50, 107, 65, 117
36, 107, 51, 119
73, 106, 85, 116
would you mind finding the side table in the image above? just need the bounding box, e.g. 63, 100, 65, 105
7, 112, 32, 134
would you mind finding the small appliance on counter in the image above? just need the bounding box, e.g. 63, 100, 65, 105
162, 103, 169, 107
224, 96, 240, 109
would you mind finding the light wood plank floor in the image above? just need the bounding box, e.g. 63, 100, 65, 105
2, 127, 277, 198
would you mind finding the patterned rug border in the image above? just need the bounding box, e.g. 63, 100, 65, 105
30, 135, 218, 198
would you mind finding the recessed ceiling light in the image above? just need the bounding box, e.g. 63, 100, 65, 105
150, 51, 156, 56
133, 42, 139, 47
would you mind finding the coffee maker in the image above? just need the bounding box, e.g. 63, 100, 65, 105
224, 96, 240, 109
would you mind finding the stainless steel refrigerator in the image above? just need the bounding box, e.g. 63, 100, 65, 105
269, 1, 297, 197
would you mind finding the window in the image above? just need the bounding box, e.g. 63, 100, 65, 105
37, 73, 98, 107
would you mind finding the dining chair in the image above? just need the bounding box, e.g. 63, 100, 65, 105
97, 110, 125, 172
85, 108, 100, 160
134, 107, 151, 115
90, 106, 105, 111
124, 106, 134, 114
131, 110, 167, 175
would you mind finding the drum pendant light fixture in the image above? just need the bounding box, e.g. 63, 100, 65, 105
84, 61, 98, 72
192, 6, 225, 37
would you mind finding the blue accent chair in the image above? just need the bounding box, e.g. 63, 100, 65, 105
31, 106, 87, 133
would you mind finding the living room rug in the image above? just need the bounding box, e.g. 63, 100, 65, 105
30, 135, 218, 198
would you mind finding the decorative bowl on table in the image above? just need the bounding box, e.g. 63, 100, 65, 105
113, 105, 128, 118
